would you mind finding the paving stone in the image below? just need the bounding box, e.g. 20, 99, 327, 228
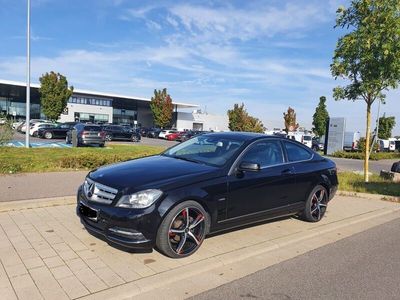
23, 256, 45, 270
74, 267, 108, 293
58, 275, 90, 299
50, 265, 74, 280
4, 263, 28, 278
43, 256, 65, 268
10, 274, 43, 300
29, 266, 69, 300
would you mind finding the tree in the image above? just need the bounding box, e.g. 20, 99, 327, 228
331, 0, 400, 182
312, 96, 329, 137
227, 103, 265, 133
150, 88, 173, 128
283, 107, 299, 133
378, 115, 396, 139
39, 72, 73, 121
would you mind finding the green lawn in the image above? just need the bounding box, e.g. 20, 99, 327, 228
338, 172, 400, 197
0, 145, 164, 174
331, 151, 400, 160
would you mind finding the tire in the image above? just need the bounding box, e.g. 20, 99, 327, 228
44, 132, 53, 139
301, 185, 328, 222
105, 134, 112, 141
131, 135, 139, 142
156, 200, 210, 258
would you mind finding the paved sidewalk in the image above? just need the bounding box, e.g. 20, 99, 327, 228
0, 171, 87, 202
0, 195, 398, 300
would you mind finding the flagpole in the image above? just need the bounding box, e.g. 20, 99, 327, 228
25, 0, 31, 148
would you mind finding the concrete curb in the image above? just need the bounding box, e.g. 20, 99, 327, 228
338, 190, 400, 202
0, 195, 76, 212
79, 205, 400, 300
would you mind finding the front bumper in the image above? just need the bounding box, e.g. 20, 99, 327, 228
76, 187, 160, 250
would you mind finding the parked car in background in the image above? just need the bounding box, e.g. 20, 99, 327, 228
312, 137, 324, 152
378, 139, 390, 152
147, 128, 161, 138
159, 129, 178, 139
29, 122, 56, 136
66, 123, 105, 147
37, 122, 77, 139
301, 135, 312, 148
165, 131, 184, 141
343, 131, 361, 151
139, 127, 151, 137
176, 131, 204, 142
19, 119, 50, 133
77, 132, 338, 258
12, 121, 24, 130
101, 125, 141, 142
388, 138, 397, 152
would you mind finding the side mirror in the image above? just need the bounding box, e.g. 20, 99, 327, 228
238, 161, 261, 172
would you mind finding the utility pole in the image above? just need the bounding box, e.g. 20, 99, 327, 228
25, 0, 31, 148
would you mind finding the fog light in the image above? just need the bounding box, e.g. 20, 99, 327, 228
108, 227, 145, 239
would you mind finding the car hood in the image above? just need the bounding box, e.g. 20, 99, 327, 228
88, 155, 221, 193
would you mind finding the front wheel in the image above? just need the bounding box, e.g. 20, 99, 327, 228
44, 131, 53, 139
301, 185, 328, 222
156, 201, 209, 258
105, 134, 112, 141
131, 135, 139, 142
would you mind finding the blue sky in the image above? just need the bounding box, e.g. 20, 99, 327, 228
0, 0, 399, 134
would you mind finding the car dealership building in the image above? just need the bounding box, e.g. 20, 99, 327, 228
0, 79, 229, 131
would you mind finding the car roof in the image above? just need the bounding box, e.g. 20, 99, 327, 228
200, 131, 271, 141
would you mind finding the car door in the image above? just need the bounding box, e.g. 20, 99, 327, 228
227, 139, 296, 220
282, 140, 315, 203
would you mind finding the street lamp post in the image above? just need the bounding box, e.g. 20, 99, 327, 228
25, 0, 31, 148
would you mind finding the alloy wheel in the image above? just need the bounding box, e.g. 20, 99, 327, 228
168, 207, 206, 256
105, 134, 112, 141
45, 132, 52, 139
310, 188, 327, 221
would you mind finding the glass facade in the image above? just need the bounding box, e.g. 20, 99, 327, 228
74, 112, 109, 123
113, 108, 137, 125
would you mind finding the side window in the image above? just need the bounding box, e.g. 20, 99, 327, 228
241, 140, 284, 168
284, 141, 312, 162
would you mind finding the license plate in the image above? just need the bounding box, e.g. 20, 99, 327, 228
79, 202, 99, 222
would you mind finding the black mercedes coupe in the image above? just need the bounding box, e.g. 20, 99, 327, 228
77, 132, 338, 258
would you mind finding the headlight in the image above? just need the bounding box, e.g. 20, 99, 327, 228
116, 189, 163, 209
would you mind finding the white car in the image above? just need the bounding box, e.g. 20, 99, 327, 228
158, 130, 178, 139
29, 122, 55, 136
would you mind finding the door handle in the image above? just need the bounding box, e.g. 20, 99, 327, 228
281, 168, 293, 175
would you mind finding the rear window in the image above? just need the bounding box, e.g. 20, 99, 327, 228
284, 141, 313, 162
84, 125, 101, 131
303, 136, 312, 141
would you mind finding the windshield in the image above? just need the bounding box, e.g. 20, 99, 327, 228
163, 135, 245, 167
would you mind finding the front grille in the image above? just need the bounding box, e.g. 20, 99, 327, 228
83, 178, 118, 204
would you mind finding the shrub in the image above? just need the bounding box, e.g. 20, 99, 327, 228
0, 117, 13, 146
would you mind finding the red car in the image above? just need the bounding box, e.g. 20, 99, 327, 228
166, 132, 184, 141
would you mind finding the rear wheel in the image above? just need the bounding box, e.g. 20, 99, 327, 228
156, 201, 209, 258
301, 185, 328, 222
131, 135, 139, 142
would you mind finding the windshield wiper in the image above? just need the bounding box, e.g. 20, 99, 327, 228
169, 155, 202, 164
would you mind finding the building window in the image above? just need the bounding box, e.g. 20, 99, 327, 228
69, 96, 112, 107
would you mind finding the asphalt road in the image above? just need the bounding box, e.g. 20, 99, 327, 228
192, 217, 400, 300
328, 156, 398, 174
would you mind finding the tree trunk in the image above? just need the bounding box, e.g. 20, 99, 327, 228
364, 102, 372, 182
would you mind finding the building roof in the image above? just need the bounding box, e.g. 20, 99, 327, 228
0, 79, 198, 109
